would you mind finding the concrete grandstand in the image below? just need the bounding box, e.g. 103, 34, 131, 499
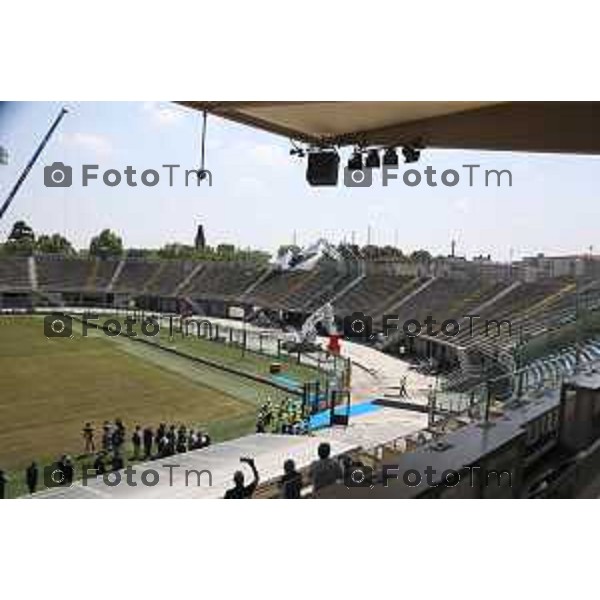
3, 251, 600, 410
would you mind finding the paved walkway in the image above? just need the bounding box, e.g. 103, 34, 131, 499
32, 433, 360, 499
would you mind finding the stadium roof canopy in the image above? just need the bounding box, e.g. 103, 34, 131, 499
178, 101, 600, 155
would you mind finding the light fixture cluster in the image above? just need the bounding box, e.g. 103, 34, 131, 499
345, 144, 421, 171
304, 143, 424, 186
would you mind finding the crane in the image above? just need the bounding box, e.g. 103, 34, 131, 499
282, 302, 341, 354
0, 107, 68, 222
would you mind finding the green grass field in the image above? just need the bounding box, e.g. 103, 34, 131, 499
0, 315, 321, 496
94, 312, 324, 383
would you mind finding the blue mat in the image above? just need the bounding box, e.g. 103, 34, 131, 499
309, 400, 382, 430
270, 374, 303, 391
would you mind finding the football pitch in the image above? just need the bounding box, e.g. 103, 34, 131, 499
0, 315, 319, 491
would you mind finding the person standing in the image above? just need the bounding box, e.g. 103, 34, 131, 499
167, 425, 177, 455
132, 425, 143, 460
279, 459, 303, 499
143, 426, 154, 459
188, 429, 198, 451
399, 375, 408, 398
0, 469, 7, 499
102, 421, 113, 452
25, 462, 38, 495
177, 426, 187, 453
63, 456, 74, 486
224, 457, 259, 499
82, 422, 95, 453
309, 442, 342, 493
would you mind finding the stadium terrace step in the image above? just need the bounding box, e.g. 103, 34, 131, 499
0, 257, 31, 290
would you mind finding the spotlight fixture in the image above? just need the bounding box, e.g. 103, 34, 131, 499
382, 147, 399, 167
365, 149, 381, 169
347, 151, 363, 171
306, 149, 340, 186
402, 145, 421, 164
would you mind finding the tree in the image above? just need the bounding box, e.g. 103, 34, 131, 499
8, 220, 35, 243
36, 233, 74, 255
380, 245, 403, 259
4, 220, 35, 254
89, 229, 123, 258
157, 243, 196, 260
361, 244, 379, 259
216, 243, 235, 258
126, 248, 158, 259
410, 249, 432, 263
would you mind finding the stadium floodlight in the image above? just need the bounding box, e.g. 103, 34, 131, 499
402, 145, 421, 164
365, 149, 381, 169
0, 145, 8, 165
347, 151, 363, 171
306, 150, 340, 186
382, 147, 399, 166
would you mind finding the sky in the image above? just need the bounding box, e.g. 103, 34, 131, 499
0, 100, 599, 261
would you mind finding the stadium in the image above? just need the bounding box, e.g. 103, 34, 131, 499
2, 101, 600, 499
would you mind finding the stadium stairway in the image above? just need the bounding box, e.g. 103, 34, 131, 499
239, 265, 277, 302
86, 260, 99, 291
173, 262, 205, 296
379, 278, 437, 349
370, 276, 430, 327
105, 259, 125, 292
28, 255, 37, 291
327, 270, 365, 306
141, 261, 167, 294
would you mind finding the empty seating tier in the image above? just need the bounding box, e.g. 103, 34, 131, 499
0, 257, 30, 290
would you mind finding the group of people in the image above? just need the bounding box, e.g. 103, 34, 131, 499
0, 419, 215, 499
83, 419, 212, 462
255, 398, 310, 435
224, 442, 349, 499
1, 411, 352, 500
0, 437, 357, 500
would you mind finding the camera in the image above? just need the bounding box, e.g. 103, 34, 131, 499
44, 314, 73, 338
43, 464, 70, 488
44, 161, 72, 187
344, 465, 374, 488
343, 311, 373, 339
343, 166, 372, 187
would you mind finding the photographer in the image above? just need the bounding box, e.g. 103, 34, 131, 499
224, 457, 259, 499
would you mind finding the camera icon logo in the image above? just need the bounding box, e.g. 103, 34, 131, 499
344, 465, 374, 488
43, 465, 70, 488
343, 311, 373, 339
344, 167, 372, 187
44, 161, 72, 187
44, 314, 73, 338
